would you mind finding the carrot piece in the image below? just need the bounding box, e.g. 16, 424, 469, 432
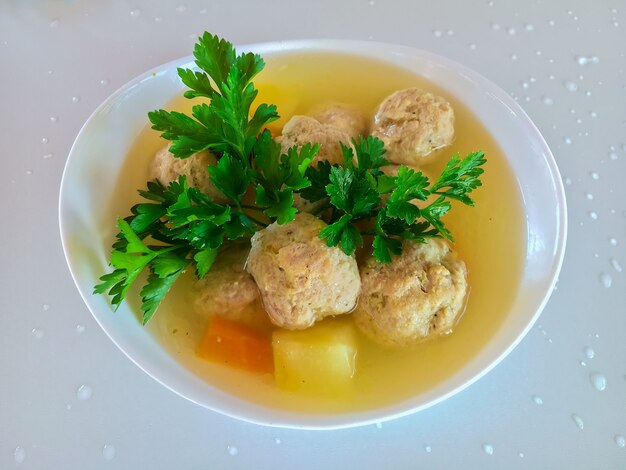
197, 317, 274, 374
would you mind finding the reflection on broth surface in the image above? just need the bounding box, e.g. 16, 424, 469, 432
110, 51, 525, 413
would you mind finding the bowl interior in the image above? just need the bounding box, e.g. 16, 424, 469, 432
59, 40, 566, 429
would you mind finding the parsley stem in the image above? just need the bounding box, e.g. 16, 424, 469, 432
311, 202, 332, 216
245, 214, 269, 228
239, 204, 265, 213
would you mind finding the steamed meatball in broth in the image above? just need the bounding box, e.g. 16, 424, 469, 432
278, 115, 355, 166
246, 213, 361, 330
354, 238, 468, 346
150, 145, 228, 203
371, 88, 455, 166
310, 103, 367, 140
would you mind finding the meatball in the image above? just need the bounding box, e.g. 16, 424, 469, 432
310, 103, 367, 140
193, 245, 268, 328
371, 88, 455, 166
354, 238, 468, 346
246, 213, 361, 330
149, 145, 228, 203
193, 245, 259, 315
278, 115, 354, 166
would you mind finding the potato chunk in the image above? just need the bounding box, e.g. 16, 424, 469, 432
272, 320, 357, 396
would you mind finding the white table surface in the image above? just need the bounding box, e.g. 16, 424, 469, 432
1, 1, 625, 468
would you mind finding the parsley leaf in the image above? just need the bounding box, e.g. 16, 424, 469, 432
252, 130, 318, 224
319, 214, 363, 256
386, 166, 430, 224
208, 153, 250, 203
300, 160, 332, 203
430, 151, 486, 206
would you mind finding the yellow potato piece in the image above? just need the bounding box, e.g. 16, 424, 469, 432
272, 319, 357, 396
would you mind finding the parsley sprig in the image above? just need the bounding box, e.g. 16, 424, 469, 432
95, 33, 319, 322
94, 32, 486, 323
149, 33, 278, 160
302, 137, 486, 262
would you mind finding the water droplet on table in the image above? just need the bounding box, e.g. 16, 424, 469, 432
590, 372, 607, 391
507, 27, 516, 35
564, 80, 578, 92
154, 16, 162, 23
532, 395, 543, 405
76, 384, 93, 400
227, 445, 238, 456
491, 23, 501, 31
274, 437, 281, 444
432, 30, 442, 38
483, 444, 494, 455
49, 116, 58, 123
590, 171, 599, 180
41, 137, 48, 144
43, 153, 53, 160
76, 324, 86, 334
14, 446, 26, 463
31, 328, 44, 339
586, 193, 594, 200
615, 434, 626, 448
100, 79, 109, 86
611, 259, 622, 272
424, 445, 432, 453
584, 346, 595, 359
599, 273, 612, 288
102, 444, 116, 460
525, 24, 534, 31
572, 414, 584, 430
129, 8, 141, 17
542, 96, 554, 105
72, 96, 80, 104
49, 18, 60, 28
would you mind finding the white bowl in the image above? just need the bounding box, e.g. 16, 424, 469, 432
59, 40, 567, 429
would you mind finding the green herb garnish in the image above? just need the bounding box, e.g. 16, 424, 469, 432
94, 32, 486, 323
304, 137, 485, 260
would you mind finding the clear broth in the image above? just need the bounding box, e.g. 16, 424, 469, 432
109, 52, 525, 414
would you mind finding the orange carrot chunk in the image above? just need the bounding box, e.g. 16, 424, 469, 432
197, 317, 274, 374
